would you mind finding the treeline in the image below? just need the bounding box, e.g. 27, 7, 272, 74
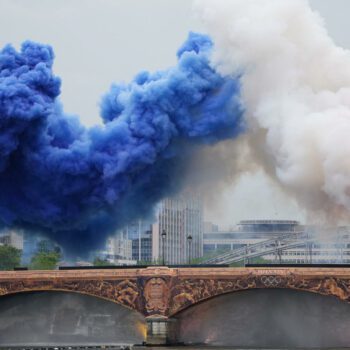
0, 240, 61, 271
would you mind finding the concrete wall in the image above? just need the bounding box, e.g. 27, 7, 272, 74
0, 291, 146, 346
175, 288, 350, 348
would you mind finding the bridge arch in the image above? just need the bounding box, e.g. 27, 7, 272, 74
0, 290, 146, 346
0, 277, 142, 313
174, 288, 350, 348
168, 274, 350, 316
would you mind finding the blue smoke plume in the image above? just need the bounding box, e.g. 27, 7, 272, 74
0, 32, 243, 254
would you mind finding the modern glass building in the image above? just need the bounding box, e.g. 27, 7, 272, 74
125, 220, 153, 263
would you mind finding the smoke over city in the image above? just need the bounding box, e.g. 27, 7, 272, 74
1, 0, 350, 254
0, 32, 243, 253
196, 0, 350, 224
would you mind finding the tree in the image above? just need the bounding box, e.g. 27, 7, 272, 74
137, 258, 162, 266
0, 245, 22, 270
229, 260, 245, 267
30, 251, 61, 270
190, 249, 230, 264
249, 256, 271, 264
93, 257, 114, 266
29, 239, 61, 270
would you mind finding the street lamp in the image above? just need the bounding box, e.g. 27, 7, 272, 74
187, 235, 193, 265
161, 229, 166, 266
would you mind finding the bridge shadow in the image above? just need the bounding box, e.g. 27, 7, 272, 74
0, 291, 146, 346
174, 288, 350, 348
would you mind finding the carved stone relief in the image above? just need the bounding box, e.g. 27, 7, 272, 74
144, 277, 169, 315
0, 278, 140, 311
169, 274, 350, 315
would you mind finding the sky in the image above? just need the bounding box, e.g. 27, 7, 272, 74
0, 0, 349, 228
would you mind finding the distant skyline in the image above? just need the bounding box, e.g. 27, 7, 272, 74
0, 0, 348, 228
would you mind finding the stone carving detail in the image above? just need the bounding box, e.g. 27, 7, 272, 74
144, 277, 169, 315
287, 275, 350, 302
260, 275, 283, 287
170, 276, 256, 315
0, 278, 140, 310
0, 286, 7, 296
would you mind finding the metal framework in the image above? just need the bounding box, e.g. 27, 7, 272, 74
202, 231, 314, 265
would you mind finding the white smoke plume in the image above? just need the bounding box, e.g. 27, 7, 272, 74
195, 0, 350, 223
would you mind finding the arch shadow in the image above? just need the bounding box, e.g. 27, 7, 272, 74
0, 290, 146, 346
173, 288, 350, 348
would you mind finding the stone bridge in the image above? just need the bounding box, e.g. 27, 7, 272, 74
1, 266, 350, 344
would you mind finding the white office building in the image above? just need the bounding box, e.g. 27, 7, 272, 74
105, 236, 132, 261
152, 192, 203, 264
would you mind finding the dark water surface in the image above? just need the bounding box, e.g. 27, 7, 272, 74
143, 348, 346, 350
175, 289, 350, 348
0, 346, 350, 350
2, 290, 350, 348
0, 292, 145, 346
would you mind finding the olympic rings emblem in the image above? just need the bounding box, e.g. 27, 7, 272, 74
260, 275, 282, 287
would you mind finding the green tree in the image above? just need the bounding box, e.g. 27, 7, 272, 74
249, 256, 271, 264
37, 240, 51, 253
190, 249, 231, 264
137, 258, 162, 266
229, 260, 245, 267
30, 251, 61, 270
93, 257, 114, 266
0, 245, 22, 270
30, 240, 61, 270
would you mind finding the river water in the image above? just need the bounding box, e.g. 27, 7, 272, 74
2, 290, 350, 349
3, 347, 349, 350
1, 348, 342, 350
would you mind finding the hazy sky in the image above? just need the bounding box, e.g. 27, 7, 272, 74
0, 0, 348, 227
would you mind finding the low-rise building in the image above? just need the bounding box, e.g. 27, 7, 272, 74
204, 220, 350, 264
204, 220, 300, 254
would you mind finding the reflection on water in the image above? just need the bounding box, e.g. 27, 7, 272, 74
0, 292, 146, 346
175, 289, 350, 348
142, 348, 348, 350
142, 348, 329, 350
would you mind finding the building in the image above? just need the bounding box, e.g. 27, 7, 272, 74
152, 192, 203, 264
0, 229, 24, 250
237, 220, 301, 233
203, 220, 301, 254
203, 221, 219, 233
204, 220, 350, 264
100, 220, 153, 264
104, 236, 132, 261
126, 220, 153, 262
276, 226, 350, 264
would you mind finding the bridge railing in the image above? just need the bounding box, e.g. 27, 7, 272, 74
218, 239, 313, 264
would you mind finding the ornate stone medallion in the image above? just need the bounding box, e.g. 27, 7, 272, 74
144, 277, 169, 315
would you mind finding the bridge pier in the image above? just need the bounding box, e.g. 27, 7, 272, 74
146, 317, 177, 345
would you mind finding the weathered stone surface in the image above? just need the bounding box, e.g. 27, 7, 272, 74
0, 267, 350, 317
